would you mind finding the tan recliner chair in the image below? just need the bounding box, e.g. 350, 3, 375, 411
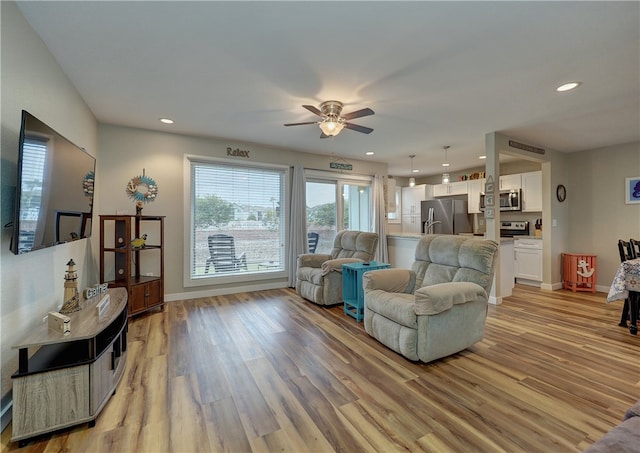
363, 234, 498, 363
296, 230, 379, 306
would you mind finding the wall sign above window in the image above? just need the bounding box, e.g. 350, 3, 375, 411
329, 156, 353, 171
509, 140, 545, 155
227, 147, 250, 158
330, 162, 353, 170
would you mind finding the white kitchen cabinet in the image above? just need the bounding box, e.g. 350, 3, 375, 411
467, 179, 485, 213
424, 184, 434, 200
401, 184, 430, 234
401, 184, 426, 216
433, 184, 449, 197
514, 238, 543, 283
521, 171, 542, 212
433, 180, 468, 197
500, 174, 522, 190
401, 214, 422, 234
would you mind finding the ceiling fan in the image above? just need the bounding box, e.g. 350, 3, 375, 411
284, 100, 374, 138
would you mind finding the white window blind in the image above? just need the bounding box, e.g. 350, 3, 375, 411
17, 136, 48, 251
20, 136, 47, 217
190, 160, 286, 279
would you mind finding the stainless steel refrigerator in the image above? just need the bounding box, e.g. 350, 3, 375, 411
420, 199, 472, 235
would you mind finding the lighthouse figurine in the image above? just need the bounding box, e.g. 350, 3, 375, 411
60, 259, 81, 314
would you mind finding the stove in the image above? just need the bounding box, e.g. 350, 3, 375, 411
500, 221, 529, 237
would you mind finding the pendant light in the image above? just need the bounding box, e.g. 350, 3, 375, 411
409, 155, 416, 187
441, 146, 451, 184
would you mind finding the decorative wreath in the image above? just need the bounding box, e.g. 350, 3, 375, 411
83, 171, 95, 198
126, 173, 158, 203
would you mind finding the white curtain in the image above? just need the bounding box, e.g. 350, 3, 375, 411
372, 173, 389, 263
287, 165, 307, 287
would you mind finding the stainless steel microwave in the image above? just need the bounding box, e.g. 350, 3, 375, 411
480, 189, 521, 211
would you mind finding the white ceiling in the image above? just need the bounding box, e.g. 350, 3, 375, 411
17, 1, 639, 178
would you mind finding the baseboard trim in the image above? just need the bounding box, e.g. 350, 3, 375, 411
488, 296, 503, 305
166, 281, 289, 302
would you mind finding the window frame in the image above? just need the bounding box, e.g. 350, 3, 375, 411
183, 155, 290, 287
304, 170, 374, 252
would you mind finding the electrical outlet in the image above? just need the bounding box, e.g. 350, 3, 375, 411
552, 219, 558, 227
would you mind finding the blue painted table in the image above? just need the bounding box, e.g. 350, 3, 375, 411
342, 261, 390, 322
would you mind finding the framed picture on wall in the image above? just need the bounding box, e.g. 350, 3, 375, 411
625, 176, 640, 204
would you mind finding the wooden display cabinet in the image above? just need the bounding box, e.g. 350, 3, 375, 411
100, 215, 165, 316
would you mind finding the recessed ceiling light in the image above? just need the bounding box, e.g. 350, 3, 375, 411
556, 82, 581, 92
159, 118, 174, 124
479, 155, 486, 159
412, 169, 419, 173
442, 163, 450, 167
365, 151, 374, 156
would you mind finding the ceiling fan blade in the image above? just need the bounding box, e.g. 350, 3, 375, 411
284, 121, 318, 126
302, 105, 324, 117
344, 122, 374, 134
342, 107, 375, 120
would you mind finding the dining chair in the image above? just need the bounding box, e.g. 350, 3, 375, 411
617, 239, 638, 327
204, 234, 247, 273
630, 239, 640, 259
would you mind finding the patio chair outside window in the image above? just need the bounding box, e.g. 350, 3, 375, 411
205, 234, 247, 273
307, 232, 319, 254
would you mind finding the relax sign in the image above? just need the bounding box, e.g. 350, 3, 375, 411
227, 147, 250, 158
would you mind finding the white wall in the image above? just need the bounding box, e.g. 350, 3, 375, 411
567, 141, 640, 287
98, 124, 389, 299
0, 1, 98, 427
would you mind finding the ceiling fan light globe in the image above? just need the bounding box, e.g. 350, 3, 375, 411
319, 119, 344, 136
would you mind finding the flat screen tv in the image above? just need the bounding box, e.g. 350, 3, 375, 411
11, 110, 96, 254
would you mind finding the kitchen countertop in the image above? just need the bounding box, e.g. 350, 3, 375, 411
387, 233, 515, 243
386, 233, 424, 239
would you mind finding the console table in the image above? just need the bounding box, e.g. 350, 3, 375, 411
11, 288, 128, 446
342, 261, 390, 322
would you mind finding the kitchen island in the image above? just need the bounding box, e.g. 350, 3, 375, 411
387, 233, 514, 304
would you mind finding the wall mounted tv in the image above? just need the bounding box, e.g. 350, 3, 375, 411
11, 110, 96, 254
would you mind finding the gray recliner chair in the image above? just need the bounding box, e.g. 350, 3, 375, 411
296, 230, 379, 306
363, 234, 498, 363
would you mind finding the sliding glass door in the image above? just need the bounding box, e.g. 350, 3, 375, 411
306, 173, 372, 254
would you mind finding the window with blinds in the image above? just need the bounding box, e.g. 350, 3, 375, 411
189, 159, 286, 279
18, 136, 48, 251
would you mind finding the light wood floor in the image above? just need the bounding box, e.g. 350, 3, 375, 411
2, 285, 639, 452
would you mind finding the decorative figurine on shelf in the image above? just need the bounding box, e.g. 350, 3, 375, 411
131, 234, 148, 250
60, 259, 82, 314
126, 168, 158, 215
